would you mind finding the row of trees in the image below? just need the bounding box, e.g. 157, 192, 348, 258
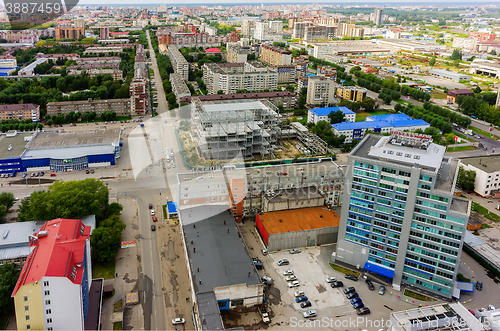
0, 192, 15, 223
395, 103, 455, 134
18, 179, 126, 264
456, 93, 500, 126
0, 122, 42, 133
422, 101, 471, 127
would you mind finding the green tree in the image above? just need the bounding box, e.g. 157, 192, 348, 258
217, 90, 224, 94
328, 110, 346, 124
90, 216, 125, 263
429, 57, 436, 67
450, 49, 462, 61
0, 262, 20, 314
457, 166, 476, 191
474, 86, 482, 94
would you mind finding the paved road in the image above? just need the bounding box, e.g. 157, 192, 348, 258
147, 30, 169, 116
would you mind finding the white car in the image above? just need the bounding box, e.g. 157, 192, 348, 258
303, 310, 317, 318
489, 305, 496, 310
287, 280, 300, 288
283, 270, 294, 276
285, 275, 297, 281
290, 248, 301, 254
151, 210, 155, 216
326, 277, 336, 283
294, 291, 305, 297
172, 318, 185, 325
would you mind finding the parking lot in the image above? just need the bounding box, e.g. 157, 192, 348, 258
240, 222, 416, 330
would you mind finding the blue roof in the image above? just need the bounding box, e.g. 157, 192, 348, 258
364, 261, 395, 279
366, 113, 411, 123
332, 121, 392, 131
167, 202, 178, 214
310, 106, 355, 116
305, 74, 316, 77
391, 119, 429, 127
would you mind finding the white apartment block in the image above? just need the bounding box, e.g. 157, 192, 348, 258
254, 22, 269, 41
202, 62, 277, 94
461, 155, 500, 197
313, 44, 335, 60
306, 76, 336, 106
167, 45, 189, 81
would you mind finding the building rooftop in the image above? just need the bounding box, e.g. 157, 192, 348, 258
310, 106, 354, 116
466, 227, 500, 271
265, 185, 323, 203
447, 89, 474, 96
257, 206, 340, 235
22, 144, 116, 160
429, 68, 469, 77
461, 155, 500, 172
0, 132, 33, 159
47, 98, 129, 107
202, 100, 271, 113
84, 278, 103, 331
27, 129, 120, 148
0, 103, 39, 112
12, 218, 92, 296
181, 205, 261, 294
180, 91, 294, 103
196, 292, 224, 331
365, 113, 411, 122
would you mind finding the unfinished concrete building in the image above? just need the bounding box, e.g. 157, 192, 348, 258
191, 99, 281, 160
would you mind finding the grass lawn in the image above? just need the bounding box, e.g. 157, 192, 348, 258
329, 263, 361, 277
430, 91, 447, 99
470, 126, 499, 140
114, 299, 123, 312
162, 204, 167, 219
472, 202, 500, 222
355, 110, 391, 122
446, 145, 476, 152
93, 260, 116, 279
482, 224, 493, 229
113, 321, 123, 330
404, 289, 437, 302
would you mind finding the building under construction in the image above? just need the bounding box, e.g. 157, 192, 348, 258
191, 99, 281, 160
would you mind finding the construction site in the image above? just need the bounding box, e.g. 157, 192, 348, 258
188, 98, 335, 162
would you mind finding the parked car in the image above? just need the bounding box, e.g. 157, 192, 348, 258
285, 275, 297, 282
379, 285, 386, 295
353, 302, 365, 309
277, 259, 289, 266
343, 287, 356, 294
261, 249, 268, 256
31, 172, 35, 177
295, 296, 308, 303
350, 298, 362, 305
357, 307, 371, 315
172, 318, 185, 325
151, 225, 156, 231
326, 277, 336, 283
365, 279, 375, 290
303, 310, 317, 318
40, 172, 44, 176
50, 173, 56, 177
489, 305, 496, 310
300, 301, 312, 308
148, 203, 153, 209
346, 292, 359, 300
345, 274, 358, 281
476, 281, 483, 291
152, 216, 157, 222
290, 248, 301, 254
86, 169, 90, 174
90, 169, 94, 174
287, 281, 300, 288
253, 261, 263, 270
331, 281, 344, 288
151, 209, 155, 216
283, 270, 294, 276
261, 276, 273, 285
22, 173, 27, 178
468, 309, 475, 316
294, 291, 305, 297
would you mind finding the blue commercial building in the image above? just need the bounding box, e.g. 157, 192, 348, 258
333, 133, 470, 299
307, 106, 356, 124
0, 131, 118, 174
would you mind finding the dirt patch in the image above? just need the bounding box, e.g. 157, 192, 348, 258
131, 223, 139, 230
316, 284, 327, 293
163, 239, 179, 263
122, 272, 137, 284
274, 140, 303, 159
10, 178, 55, 185
169, 269, 179, 306
221, 307, 268, 330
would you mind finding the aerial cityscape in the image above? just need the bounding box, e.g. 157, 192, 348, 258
0, 2, 500, 331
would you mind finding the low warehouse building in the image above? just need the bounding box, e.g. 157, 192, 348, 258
256, 206, 340, 251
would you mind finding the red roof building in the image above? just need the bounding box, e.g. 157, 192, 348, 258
12, 219, 93, 330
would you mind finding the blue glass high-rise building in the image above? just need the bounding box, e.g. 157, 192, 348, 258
334, 132, 470, 299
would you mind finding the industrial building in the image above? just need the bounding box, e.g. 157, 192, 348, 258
469, 59, 500, 79
47, 99, 131, 117
306, 76, 336, 106
0, 104, 40, 122
180, 204, 263, 331
167, 45, 189, 81
190, 99, 280, 160
202, 62, 277, 95
332, 114, 430, 143
429, 69, 471, 82
307, 106, 355, 124
170, 73, 191, 104
256, 205, 340, 252
334, 132, 470, 299
389, 303, 481, 331
461, 155, 500, 197
0, 130, 119, 174
12, 218, 94, 330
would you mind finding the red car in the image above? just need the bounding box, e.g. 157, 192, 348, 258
152, 216, 157, 222
50, 173, 56, 177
